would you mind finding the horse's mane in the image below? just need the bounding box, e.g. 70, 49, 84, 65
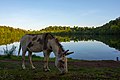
43, 33, 53, 50
55, 38, 64, 52
43, 33, 64, 52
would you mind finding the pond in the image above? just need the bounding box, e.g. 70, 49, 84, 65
0, 35, 120, 60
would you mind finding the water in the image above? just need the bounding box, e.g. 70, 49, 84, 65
63, 40, 120, 60
0, 39, 120, 60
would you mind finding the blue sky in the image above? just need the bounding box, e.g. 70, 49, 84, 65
0, 0, 120, 30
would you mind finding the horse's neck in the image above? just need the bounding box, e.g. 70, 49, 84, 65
49, 39, 60, 58
52, 45, 59, 57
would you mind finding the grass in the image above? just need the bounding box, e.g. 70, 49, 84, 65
0, 55, 75, 62
0, 55, 120, 80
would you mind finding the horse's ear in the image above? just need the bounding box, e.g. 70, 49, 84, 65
65, 52, 74, 56
63, 50, 69, 54
63, 50, 74, 56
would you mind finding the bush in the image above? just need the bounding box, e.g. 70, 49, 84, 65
3, 45, 16, 58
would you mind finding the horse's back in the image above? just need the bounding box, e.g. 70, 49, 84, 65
20, 34, 43, 52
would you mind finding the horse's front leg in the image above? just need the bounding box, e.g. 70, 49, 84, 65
28, 51, 35, 69
43, 51, 51, 72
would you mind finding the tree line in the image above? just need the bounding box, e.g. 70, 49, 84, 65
93, 17, 120, 35
0, 17, 120, 45
1, 17, 120, 36
0, 26, 27, 45
39, 17, 120, 35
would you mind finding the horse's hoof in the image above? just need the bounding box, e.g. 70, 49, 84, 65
22, 65, 26, 69
44, 69, 50, 72
32, 67, 36, 69
59, 73, 65, 75
22, 68, 26, 70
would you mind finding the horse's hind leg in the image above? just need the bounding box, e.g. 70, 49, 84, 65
28, 51, 35, 69
43, 51, 51, 72
22, 50, 26, 69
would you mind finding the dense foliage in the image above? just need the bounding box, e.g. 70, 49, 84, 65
40, 26, 71, 33
0, 26, 28, 45
0, 17, 120, 45
39, 17, 120, 35
94, 17, 120, 35
39, 26, 94, 35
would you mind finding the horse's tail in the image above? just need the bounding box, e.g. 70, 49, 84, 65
18, 43, 21, 56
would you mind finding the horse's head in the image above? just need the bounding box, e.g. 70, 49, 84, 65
48, 38, 73, 74
56, 50, 73, 74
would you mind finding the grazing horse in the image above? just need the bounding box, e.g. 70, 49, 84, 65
18, 33, 73, 74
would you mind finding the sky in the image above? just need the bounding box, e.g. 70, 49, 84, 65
0, 0, 120, 30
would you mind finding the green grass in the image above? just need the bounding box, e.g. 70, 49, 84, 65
0, 55, 120, 80
0, 55, 75, 62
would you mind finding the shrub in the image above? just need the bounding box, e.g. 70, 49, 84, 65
3, 45, 16, 58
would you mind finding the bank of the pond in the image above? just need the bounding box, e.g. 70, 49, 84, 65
0, 55, 120, 80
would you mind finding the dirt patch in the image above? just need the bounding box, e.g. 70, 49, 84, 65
0, 60, 120, 68
68, 60, 120, 68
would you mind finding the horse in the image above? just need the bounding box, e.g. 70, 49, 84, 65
18, 33, 73, 74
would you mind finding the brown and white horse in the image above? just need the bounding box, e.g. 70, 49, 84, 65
18, 33, 73, 74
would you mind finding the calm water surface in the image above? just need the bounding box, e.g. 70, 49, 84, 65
0, 40, 120, 60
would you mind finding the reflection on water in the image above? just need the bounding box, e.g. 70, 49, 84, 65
0, 35, 120, 60
63, 40, 120, 60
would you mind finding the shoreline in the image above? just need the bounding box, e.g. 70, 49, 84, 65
0, 55, 119, 61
